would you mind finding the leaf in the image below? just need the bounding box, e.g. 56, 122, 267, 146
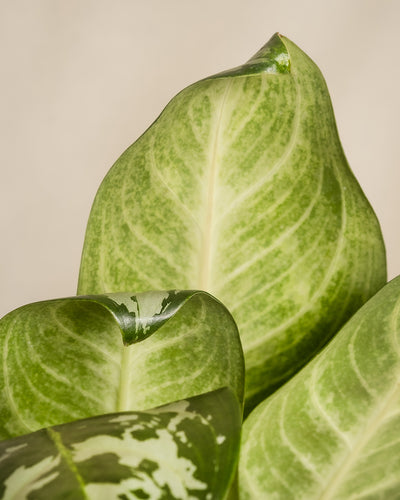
0, 290, 243, 440
77, 33, 386, 412
239, 276, 400, 499
0, 387, 241, 500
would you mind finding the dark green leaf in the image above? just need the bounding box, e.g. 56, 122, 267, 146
0, 387, 241, 500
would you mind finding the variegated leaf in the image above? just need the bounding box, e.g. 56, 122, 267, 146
0, 387, 241, 500
0, 290, 243, 440
239, 276, 400, 499
77, 33, 386, 412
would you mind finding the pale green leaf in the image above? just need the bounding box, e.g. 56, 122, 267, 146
77, 33, 386, 412
239, 276, 400, 499
0, 290, 243, 440
0, 387, 241, 500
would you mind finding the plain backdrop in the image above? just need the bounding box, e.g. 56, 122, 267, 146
1, 0, 399, 317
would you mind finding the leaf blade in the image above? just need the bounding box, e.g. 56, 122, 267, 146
0, 291, 243, 439
77, 34, 386, 411
0, 388, 241, 500
239, 276, 400, 499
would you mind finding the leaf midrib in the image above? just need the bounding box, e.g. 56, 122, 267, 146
47, 427, 89, 499
198, 80, 233, 291
117, 346, 132, 411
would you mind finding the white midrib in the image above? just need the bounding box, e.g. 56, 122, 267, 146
318, 380, 400, 500
198, 80, 233, 292
117, 346, 132, 411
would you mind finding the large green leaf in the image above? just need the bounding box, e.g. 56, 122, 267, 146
0, 290, 243, 440
77, 33, 386, 411
239, 275, 400, 499
0, 387, 241, 500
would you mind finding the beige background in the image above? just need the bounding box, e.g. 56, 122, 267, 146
1, 0, 399, 317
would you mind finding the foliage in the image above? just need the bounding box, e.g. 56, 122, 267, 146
0, 388, 241, 499
0, 33, 395, 499
239, 276, 400, 499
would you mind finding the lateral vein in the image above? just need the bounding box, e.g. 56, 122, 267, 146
318, 381, 400, 500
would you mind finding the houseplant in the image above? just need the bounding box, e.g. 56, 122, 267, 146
0, 33, 397, 499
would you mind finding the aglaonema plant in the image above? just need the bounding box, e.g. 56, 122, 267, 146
0, 32, 395, 499
77, 33, 386, 412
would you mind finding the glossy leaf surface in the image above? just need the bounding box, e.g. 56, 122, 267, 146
0, 387, 241, 500
239, 276, 400, 499
0, 290, 243, 440
78, 33, 386, 411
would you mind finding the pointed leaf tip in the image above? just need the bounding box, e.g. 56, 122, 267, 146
246, 32, 290, 73
211, 32, 290, 79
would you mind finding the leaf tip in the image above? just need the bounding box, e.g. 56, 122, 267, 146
245, 32, 291, 74
210, 32, 290, 79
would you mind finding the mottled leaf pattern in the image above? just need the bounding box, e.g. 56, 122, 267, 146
239, 276, 400, 499
0, 388, 241, 500
78, 33, 386, 411
0, 290, 243, 440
